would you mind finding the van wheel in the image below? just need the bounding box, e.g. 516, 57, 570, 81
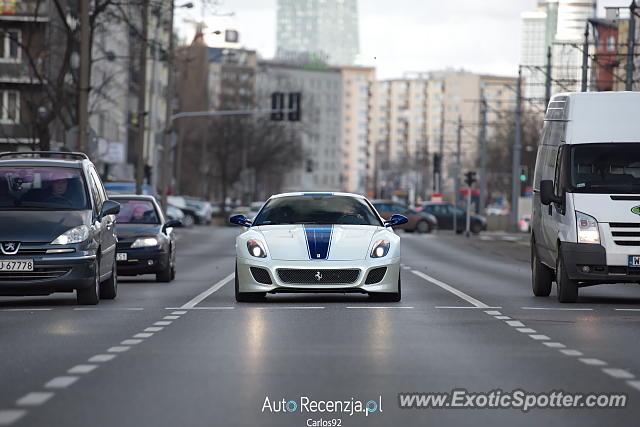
556, 251, 578, 303
531, 241, 552, 297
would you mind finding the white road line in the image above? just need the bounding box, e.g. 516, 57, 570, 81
166, 306, 235, 310
145, 327, 163, 332
435, 306, 502, 309
121, 339, 143, 345
479, 236, 493, 241
16, 392, 54, 406
602, 368, 635, 379
529, 334, 550, 340
506, 320, 525, 327
580, 358, 607, 366
345, 306, 414, 309
67, 365, 97, 374
134, 333, 153, 339
171, 311, 187, 315
501, 236, 519, 241
614, 308, 640, 312
560, 349, 583, 356
154, 321, 172, 326
180, 272, 235, 309
521, 307, 593, 311
627, 380, 640, 391
3, 308, 52, 312
0, 410, 26, 425
495, 315, 511, 320
411, 270, 489, 308
255, 306, 325, 310
484, 310, 502, 315
163, 315, 180, 320
45, 376, 79, 389
543, 342, 566, 348
88, 354, 116, 363
107, 346, 130, 353
516, 328, 537, 333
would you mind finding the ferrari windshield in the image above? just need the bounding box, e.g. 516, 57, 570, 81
253, 195, 382, 226
570, 143, 640, 193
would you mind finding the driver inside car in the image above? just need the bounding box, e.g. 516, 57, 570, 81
46, 170, 74, 204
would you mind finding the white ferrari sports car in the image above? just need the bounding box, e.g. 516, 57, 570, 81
229, 192, 408, 302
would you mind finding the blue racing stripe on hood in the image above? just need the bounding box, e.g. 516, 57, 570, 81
303, 224, 333, 260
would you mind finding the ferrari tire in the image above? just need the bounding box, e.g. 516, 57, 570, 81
370, 274, 401, 302
234, 263, 266, 302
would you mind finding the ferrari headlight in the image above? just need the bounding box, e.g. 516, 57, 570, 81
247, 239, 267, 258
131, 237, 159, 248
576, 211, 600, 244
370, 240, 390, 258
51, 225, 89, 245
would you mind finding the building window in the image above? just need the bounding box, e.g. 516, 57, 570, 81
0, 29, 21, 61
0, 90, 20, 123
607, 36, 616, 52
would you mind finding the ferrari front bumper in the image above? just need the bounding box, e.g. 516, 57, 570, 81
236, 256, 401, 294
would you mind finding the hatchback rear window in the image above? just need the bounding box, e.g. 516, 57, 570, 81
0, 167, 90, 210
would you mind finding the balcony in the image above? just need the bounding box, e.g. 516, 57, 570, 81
0, 0, 49, 22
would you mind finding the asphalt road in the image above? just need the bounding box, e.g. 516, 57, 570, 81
2, 226, 640, 427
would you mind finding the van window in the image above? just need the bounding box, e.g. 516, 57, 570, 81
570, 143, 640, 193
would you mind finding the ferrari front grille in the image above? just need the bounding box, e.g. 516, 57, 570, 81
277, 269, 360, 284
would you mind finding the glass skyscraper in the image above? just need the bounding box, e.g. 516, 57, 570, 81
276, 0, 360, 66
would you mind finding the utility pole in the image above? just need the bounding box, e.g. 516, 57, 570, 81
510, 67, 523, 233
453, 116, 462, 234
136, 0, 149, 195
478, 88, 487, 215
627, 1, 637, 91
437, 89, 445, 195
77, 0, 90, 154
160, 1, 177, 212
581, 23, 589, 92
545, 46, 552, 108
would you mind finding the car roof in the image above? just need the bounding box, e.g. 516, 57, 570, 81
110, 194, 159, 203
269, 192, 367, 200
0, 158, 85, 168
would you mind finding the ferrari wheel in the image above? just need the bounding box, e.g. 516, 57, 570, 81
370, 274, 401, 302
234, 263, 266, 302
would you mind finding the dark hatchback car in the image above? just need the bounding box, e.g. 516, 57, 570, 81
420, 202, 487, 234
111, 195, 180, 282
372, 200, 438, 233
0, 152, 120, 305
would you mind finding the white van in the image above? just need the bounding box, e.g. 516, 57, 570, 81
532, 92, 640, 303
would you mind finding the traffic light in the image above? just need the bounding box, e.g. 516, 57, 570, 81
433, 153, 441, 171
288, 92, 301, 121
464, 171, 477, 187
520, 165, 528, 182
271, 92, 285, 121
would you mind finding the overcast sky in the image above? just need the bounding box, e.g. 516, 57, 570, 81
175, 0, 623, 80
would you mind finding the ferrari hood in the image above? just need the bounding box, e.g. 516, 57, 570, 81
255, 224, 382, 261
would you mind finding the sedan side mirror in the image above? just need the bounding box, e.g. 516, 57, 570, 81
100, 200, 120, 218
230, 214, 252, 227
540, 180, 562, 206
384, 214, 408, 227
162, 219, 182, 233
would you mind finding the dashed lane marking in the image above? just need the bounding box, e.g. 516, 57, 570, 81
88, 354, 116, 363
44, 377, 78, 389
0, 410, 25, 425
516, 328, 537, 333
166, 306, 234, 310
144, 327, 163, 332
134, 333, 154, 339
254, 306, 325, 310
559, 349, 583, 356
602, 368, 635, 379
121, 339, 143, 345
543, 342, 566, 348
67, 365, 97, 374
495, 315, 511, 320
580, 358, 607, 366
506, 320, 525, 327
16, 393, 54, 407
153, 321, 172, 326
163, 315, 180, 320
107, 346, 130, 353
521, 307, 593, 311
345, 306, 414, 309
436, 306, 502, 309
529, 334, 550, 341
2, 308, 52, 312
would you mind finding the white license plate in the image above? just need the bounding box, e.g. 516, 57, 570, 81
0, 259, 34, 271
629, 256, 640, 267
116, 253, 128, 261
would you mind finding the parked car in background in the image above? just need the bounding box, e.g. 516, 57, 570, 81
166, 204, 185, 223
519, 214, 531, 233
183, 197, 213, 225
247, 201, 264, 220
0, 151, 120, 305
167, 196, 198, 227
104, 181, 156, 197
420, 202, 487, 234
372, 200, 437, 233
111, 195, 180, 282
486, 204, 510, 216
